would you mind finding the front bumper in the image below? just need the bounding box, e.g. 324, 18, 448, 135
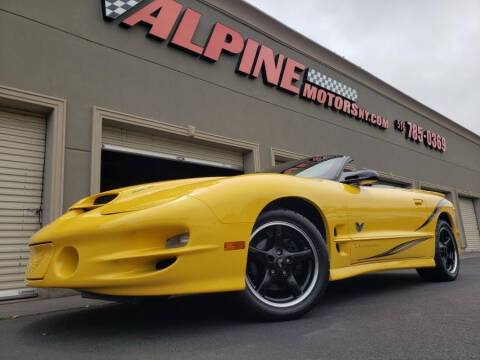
26, 196, 252, 296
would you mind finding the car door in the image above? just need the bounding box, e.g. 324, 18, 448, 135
343, 184, 431, 264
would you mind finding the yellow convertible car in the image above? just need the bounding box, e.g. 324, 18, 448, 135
26, 155, 460, 319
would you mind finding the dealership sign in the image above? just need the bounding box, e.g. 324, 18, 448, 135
101, 0, 446, 151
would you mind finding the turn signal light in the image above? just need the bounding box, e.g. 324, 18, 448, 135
224, 241, 245, 251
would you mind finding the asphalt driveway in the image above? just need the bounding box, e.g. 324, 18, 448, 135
1, 257, 479, 360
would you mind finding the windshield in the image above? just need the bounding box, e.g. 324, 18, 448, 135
263, 155, 349, 180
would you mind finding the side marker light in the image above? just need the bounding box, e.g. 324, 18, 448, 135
224, 241, 245, 251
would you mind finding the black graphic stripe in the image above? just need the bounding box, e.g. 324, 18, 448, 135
415, 198, 449, 231
358, 237, 431, 261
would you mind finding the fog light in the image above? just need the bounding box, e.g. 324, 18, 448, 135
55, 246, 79, 278
166, 233, 189, 249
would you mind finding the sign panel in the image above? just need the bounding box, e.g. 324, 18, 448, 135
100, 0, 447, 152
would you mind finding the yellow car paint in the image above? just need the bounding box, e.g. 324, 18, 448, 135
26, 174, 461, 296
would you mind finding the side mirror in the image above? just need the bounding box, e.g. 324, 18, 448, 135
340, 169, 379, 185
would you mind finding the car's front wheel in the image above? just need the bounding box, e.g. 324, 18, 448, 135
417, 219, 460, 282
240, 209, 329, 320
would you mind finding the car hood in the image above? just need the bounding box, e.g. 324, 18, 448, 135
69, 177, 225, 215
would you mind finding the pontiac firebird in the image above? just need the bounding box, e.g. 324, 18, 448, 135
26, 155, 460, 319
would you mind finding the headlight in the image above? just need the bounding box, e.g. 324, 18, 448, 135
166, 233, 189, 249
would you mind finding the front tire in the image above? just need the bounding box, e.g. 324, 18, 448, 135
240, 209, 329, 320
417, 219, 460, 282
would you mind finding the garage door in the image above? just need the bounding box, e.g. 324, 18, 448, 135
102, 125, 244, 170
0, 110, 45, 298
459, 197, 480, 252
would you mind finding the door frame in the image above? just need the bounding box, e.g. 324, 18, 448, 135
0, 85, 66, 225
91, 107, 261, 194
270, 147, 308, 166
456, 190, 480, 251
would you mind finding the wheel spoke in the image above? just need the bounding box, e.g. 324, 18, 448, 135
445, 256, 451, 268
447, 249, 455, 268
439, 230, 446, 243
289, 249, 313, 262
248, 246, 269, 262
285, 273, 302, 297
441, 253, 448, 268
256, 270, 272, 295
273, 225, 284, 247
444, 235, 451, 246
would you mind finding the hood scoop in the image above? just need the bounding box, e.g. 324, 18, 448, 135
69, 193, 119, 212
94, 194, 118, 205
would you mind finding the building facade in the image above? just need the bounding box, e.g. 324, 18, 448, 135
0, 0, 479, 299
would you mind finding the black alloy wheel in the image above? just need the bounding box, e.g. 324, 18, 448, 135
438, 225, 458, 274
240, 209, 329, 320
417, 219, 460, 282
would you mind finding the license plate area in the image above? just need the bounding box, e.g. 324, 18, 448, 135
26, 243, 55, 280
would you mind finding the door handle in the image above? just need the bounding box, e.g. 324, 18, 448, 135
414, 199, 423, 205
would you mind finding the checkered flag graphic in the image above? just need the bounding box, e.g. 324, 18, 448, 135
305, 68, 358, 102
102, 0, 145, 20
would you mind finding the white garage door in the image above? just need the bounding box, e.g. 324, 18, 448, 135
102, 125, 244, 170
0, 110, 45, 297
459, 197, 480, 252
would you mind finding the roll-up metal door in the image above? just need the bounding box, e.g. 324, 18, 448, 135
0, 110, 45, 297
102, 125, 244, 170
459, 197, 480, 252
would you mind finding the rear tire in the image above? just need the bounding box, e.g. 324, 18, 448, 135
240, 209, 329, 320
417, 219, 459, 282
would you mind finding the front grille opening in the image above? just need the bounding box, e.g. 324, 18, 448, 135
94, 194, 118, 205
155, 257, 177, 271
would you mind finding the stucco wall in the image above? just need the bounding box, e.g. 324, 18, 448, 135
0, 0, 479, 212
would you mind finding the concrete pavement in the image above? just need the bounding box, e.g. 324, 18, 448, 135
0, 256, 479, 359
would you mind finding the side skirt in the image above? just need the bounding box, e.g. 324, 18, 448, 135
329, 258, 435, 281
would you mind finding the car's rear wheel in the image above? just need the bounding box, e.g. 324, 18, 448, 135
417, 219, 459, 282
240, 209, 329, 320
